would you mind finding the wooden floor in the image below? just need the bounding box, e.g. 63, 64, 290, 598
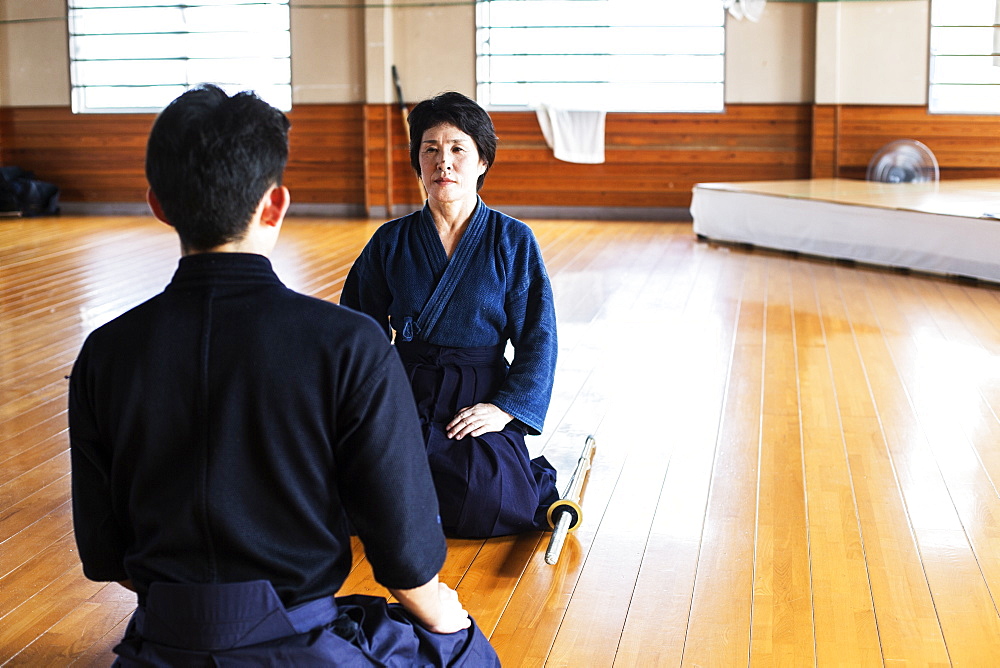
3, 214, 1000, 665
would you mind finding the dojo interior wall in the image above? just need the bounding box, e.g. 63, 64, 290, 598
2, 0, 999, 214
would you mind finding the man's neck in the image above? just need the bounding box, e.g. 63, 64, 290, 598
182, 240, 263, 257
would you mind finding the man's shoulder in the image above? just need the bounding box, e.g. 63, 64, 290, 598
84, 291, 164, 340
265, 288, 386, 339
85, 285, 382, 349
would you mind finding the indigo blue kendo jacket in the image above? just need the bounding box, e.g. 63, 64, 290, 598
341, 200, 558, 434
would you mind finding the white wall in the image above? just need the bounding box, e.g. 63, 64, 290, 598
391, 1, 477, 103
290, 0, 365, 103
726, 2, 817, 104
814, 0, 929, 105
0, 1, 70, 107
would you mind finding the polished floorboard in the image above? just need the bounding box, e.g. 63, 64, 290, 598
3, 214, 1000, 665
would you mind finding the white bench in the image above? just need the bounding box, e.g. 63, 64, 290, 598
690, 178, 1000, 283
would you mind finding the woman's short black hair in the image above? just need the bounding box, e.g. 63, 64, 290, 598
145, 84, 290, 251
407, 92, 498, 191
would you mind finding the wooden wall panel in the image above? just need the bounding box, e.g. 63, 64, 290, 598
0, 107, 151, 202
9, 103, 1000, 213
475, 105, 813, 210
383, 106, 422, 211
813, 105, 1000, 181
285, 104, 366, 206
0, 104, 370, 208
2, 103, 812, 211
811, 104, 839, 178
366, 103, 415, 216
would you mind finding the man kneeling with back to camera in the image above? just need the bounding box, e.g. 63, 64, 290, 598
68, 83, 499, 666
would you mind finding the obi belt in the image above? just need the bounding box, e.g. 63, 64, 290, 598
113, 580, 498, 667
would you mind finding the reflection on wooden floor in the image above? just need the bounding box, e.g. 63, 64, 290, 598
3, 214, 1000, 665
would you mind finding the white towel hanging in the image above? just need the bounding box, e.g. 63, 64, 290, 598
535, 104, 606, 165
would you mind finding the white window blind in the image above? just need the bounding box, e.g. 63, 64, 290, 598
476, 0, 725, 112
67, 0, 291, 113
930, 0, 1000, 114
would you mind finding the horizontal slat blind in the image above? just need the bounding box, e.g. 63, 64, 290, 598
930, 0, 1000, 114
476, 0, 725, 112
67, 1, 291, 113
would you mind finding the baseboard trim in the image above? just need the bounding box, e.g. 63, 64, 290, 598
52, 201, 692, 222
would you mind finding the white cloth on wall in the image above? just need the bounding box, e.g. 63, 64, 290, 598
535, 104, 606, 164
994, 0, 1000, 67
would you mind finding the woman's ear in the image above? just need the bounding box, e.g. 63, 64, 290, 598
146, 188, 173, 227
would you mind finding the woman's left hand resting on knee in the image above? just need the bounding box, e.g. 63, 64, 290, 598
447, 403, 513, 440
389, 576, 471, 634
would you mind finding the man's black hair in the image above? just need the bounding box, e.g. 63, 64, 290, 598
407, 92, 498, 192
145, 84, 291, 251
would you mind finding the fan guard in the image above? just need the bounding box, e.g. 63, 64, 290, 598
866, 139, 940, 184
725, 0, 766, 22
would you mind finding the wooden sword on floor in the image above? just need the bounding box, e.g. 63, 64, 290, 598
544, 435, 597, 565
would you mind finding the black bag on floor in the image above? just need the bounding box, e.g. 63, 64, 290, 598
0, 166, 60, 217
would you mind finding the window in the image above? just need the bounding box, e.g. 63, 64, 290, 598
476, 0, 725, 112
68, 0, 291, 113
930, 0, 1000, 113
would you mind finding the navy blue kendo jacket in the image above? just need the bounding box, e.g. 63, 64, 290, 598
69, 253, 447, 607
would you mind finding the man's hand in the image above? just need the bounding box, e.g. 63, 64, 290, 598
389, 577, 471, 634
446, 403, 512, 440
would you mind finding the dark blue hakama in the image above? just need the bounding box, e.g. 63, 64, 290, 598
112, 580, 498, 667
397, 341, 560, 538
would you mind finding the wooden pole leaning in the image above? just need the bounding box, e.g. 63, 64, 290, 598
391, 64, 427, 203
544, 435, 597, 565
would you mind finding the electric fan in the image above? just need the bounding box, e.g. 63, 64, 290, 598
865, 139, 940, 184
725, 0, 766, 22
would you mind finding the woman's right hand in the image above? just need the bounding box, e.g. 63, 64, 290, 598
447, 403, 513, 440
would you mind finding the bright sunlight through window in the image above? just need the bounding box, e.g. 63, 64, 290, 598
68, 0, 291, 113
476, 0, 725, 112
930, 0, 1000, 114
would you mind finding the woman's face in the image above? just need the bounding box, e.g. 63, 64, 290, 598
419, 122, 487, 207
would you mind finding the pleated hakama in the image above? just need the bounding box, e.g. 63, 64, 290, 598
397, 340, 560, 538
